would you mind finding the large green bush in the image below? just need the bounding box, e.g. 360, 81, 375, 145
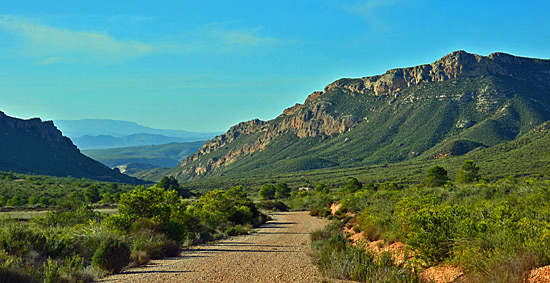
423, 165, 449, 187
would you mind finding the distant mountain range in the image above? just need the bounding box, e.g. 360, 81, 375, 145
0, 111, 144, 183
72, 134, 190, 150
54, 119, 219, 150
148, 51, 550, 181
82, 141, 205, 168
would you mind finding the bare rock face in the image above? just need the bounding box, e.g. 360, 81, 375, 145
175, 51, 550, 178
324, 51, 526, 97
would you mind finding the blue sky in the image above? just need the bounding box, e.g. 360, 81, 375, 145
1, 0, 549, 132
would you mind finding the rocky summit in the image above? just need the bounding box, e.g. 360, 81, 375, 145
0, 111, 142, 183
164, 51, 550, 180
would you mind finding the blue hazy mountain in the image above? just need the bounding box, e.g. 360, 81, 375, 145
53, 119, 219, 150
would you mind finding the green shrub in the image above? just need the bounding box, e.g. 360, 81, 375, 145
132, 232, 180, 260
424, 165, 449, 187
456, 160, 481, 184
91, 237, 130, 274
310, 224, 420, 282
162, 239, 181, 257
225, 225, 249, 236
399, 203, 468, 264
59, 254, 94, 283
132, 234, 164, 260
130, 250, 150, 266
73, 224, 113, 260
43, 257, 61, 283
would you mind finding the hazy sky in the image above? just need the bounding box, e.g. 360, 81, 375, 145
1, 0, 549, 132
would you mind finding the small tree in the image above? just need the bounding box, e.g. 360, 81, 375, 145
85, 185, 101, 203
344, 177, 362, 194
424, 166, 449, 187
275, 183, 291, 199
259, 184, 276, 200
314, 183, 329, 194
157, 176, 192, 198
456, 160, 481, 184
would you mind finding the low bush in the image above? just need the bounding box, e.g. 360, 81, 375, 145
225, 225, 249, 236
91, 237, 130, 274
130, 250, 150, 266
309, 207, 319, 216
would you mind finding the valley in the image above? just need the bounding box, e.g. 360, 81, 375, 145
1, 50, 550, 283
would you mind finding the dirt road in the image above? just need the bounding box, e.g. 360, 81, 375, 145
97, 211, 328, 283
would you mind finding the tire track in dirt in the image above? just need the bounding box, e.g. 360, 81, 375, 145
97, 211, 328, 283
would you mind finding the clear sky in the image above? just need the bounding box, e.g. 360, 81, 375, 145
1, 0, 549, 132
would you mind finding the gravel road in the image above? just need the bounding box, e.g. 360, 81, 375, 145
97, 211, 328, 283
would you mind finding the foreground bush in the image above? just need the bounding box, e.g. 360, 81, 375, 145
92, 237, 130, 274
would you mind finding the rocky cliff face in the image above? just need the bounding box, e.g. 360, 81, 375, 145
174, 51, 550, 179
325, 51, 545, 97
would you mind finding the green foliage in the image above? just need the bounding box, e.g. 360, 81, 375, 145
92, 237, 130, 274
424, 165, 449, 187
105, 185, 191, 244
112, 185, 181, 226
258, 184, 276, 200
310, 223, 420, 282
225, 225, 249, 236
157, 176, 193, 198
314, 183, 329, 194
190, 186, 262, 230
85, 185, 101, 203
456, 160, 481, 184
158, 176, 179, 190
43, 257, 61, 283
35, 205, 103, 227
274, 182, 290, 199
343, 177, 362, 194
0, 171, 133, 208
397, 198, 468, 264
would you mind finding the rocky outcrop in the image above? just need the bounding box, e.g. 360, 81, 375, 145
0, 111, 76, 149
325, 51, 543, 97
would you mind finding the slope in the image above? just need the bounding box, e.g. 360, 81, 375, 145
0, 111, 143, 184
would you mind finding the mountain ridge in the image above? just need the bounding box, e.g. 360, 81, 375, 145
163, 51, 550, 181
0, 111, 144, 183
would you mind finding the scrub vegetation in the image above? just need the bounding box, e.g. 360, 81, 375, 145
298, 161, 550, 282
0, 174, 265, 282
